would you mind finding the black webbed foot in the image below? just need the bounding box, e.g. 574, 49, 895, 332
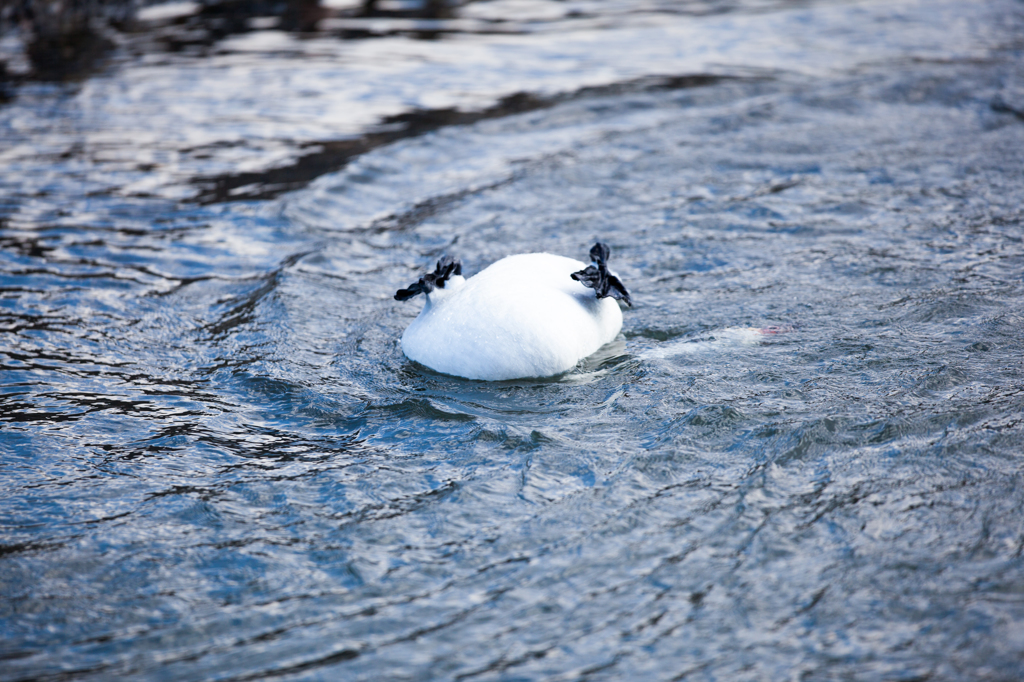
395, 255, 463, 301
571, 242, 632, 306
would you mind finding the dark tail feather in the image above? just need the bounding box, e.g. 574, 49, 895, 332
395, 255, 462, 301
571, 242, 632, 306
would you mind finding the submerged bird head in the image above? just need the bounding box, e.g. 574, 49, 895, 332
394, 255, 464, 302
571, 242, 632, 306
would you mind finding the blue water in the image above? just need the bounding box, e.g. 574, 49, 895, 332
3, 0, 1024, 679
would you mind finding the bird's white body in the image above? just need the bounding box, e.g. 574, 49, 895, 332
400, 253, 624, 381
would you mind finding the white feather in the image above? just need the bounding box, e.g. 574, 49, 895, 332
399, 253, 624, 380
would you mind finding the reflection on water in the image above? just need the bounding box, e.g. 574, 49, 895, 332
3, 0, 1024, 679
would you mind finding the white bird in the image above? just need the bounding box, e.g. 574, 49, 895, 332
394, 243, 632, 380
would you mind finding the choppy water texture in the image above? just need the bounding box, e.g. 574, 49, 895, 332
3, 0, 1024, 679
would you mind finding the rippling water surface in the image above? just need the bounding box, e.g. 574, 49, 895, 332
3, 0, 1024, 679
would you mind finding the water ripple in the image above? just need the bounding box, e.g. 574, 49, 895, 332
3, 0, 1024, 680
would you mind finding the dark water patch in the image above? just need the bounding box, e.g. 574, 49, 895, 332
366, 397, 476, 423
192, 92, 549, 203
25, 30, 116, 82
194, 74, 735, 203
990, 96, 1024, 122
